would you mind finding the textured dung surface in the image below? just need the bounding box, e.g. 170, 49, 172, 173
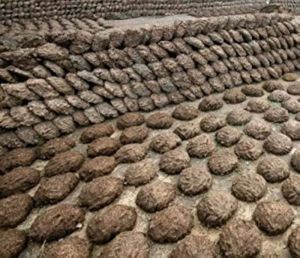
1, 73, 300, 258
146, 112, 174, 129
39, 236, 92, 258
169, 232, 217, 258
257, 155, 290, 183
215, 126, 242, 147
34, 173, 79, 206
231, 173, 267, 202
288, 226, 300, 258
0, 148, 37, 174
124, 159, 158, 186
116, 113, 145, 130
292, 149, 300, 172
200, 114, 226, 132
0, 167, 40, 198
86, 204, 137, 244
245, 99, 270, 113
281, 120, 300, 140
148, 205, 193, 243
282, 175, 300, 206
218, 220, 263, 257
253, 201, 295, 235
208, 149, 239, 176
115, 143, 148, 163
1, 14, 299, 151
44, 151, 85, 177
242, 85, 265, 97
80, 123, 114, 143
196, 191, 238, 227
234, 136, 263, 160
244, 119, 272, 140
0, 229, 27, 258
226, 109, 252, 126
38, 138, 76, 160
223, 88, 246, 104
186, 134, 215, 159
0, 194, 33, 227
174, 121, 201, 140
136, 181, 176, 212
172, 104, 199, 121
150, 132, 181, 154
29, 204, 85, 242
198, 96, 223, 112
119, 126, 149, 145
79, 156, 117, 181
264, 107, 289, 123
87, 137, 121, 157
178, 167, 212, 196
263, 132, 293, 155
79, 176, 123, 210
159, 148, 190, 174
98, 232, 149, 258
0, 1, 274, 23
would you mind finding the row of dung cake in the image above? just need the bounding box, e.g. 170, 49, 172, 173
0, 14, 298, 100
0, 0, 266, 23
0, 13, 299, 148
95, 2, 264, 20
1, 34, 299, 82
0, 60, 299, 150
0, 17, 299, 84
1, 52, 299, 116
0, 17, 109, 36
0, 14, 299, 96
0, 13, 284, 54
270, 0, 300, 14
0, 15, 298, 100
0, 13, 296, 71
0, 16, 112, 54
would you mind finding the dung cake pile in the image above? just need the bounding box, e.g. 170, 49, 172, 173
0, 13, 300, 150
0, 2, 300, 257
0, 0, 267, 22
0, 75, 300, 257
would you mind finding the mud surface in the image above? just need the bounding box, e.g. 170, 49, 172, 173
0, 74, 300, 257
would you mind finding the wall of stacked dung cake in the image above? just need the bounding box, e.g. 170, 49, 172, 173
271, 0, 300, 13
0, 12, 299, 149
0, 0, 292, 23
1, 0, 300, 23
0, 0, 300, 150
